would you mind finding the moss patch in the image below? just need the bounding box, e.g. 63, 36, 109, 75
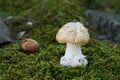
0, 0, 120, 80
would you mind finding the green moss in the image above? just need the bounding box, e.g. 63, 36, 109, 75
0, 38, 120, 80
0, 0, 120, 80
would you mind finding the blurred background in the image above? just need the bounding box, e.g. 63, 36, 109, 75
0, 0, 120, 16
0, 0, 120, 43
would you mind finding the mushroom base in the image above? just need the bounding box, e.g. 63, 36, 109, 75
60, 55, 88, 67
60, 43, 88, 67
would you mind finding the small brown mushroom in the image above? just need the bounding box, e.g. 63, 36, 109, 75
22, 39, 40, 53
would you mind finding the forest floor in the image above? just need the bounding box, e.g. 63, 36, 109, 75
0, 0, 120, 80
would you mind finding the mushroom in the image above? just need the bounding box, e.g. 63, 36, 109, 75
56, 22, 90, 67
22, 39, 40, 53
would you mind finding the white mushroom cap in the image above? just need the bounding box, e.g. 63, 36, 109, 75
56, 22, 89, 45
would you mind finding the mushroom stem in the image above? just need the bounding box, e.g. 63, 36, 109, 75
60, 43, 88, 67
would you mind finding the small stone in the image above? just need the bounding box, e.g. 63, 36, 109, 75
26, 21, 33, 26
